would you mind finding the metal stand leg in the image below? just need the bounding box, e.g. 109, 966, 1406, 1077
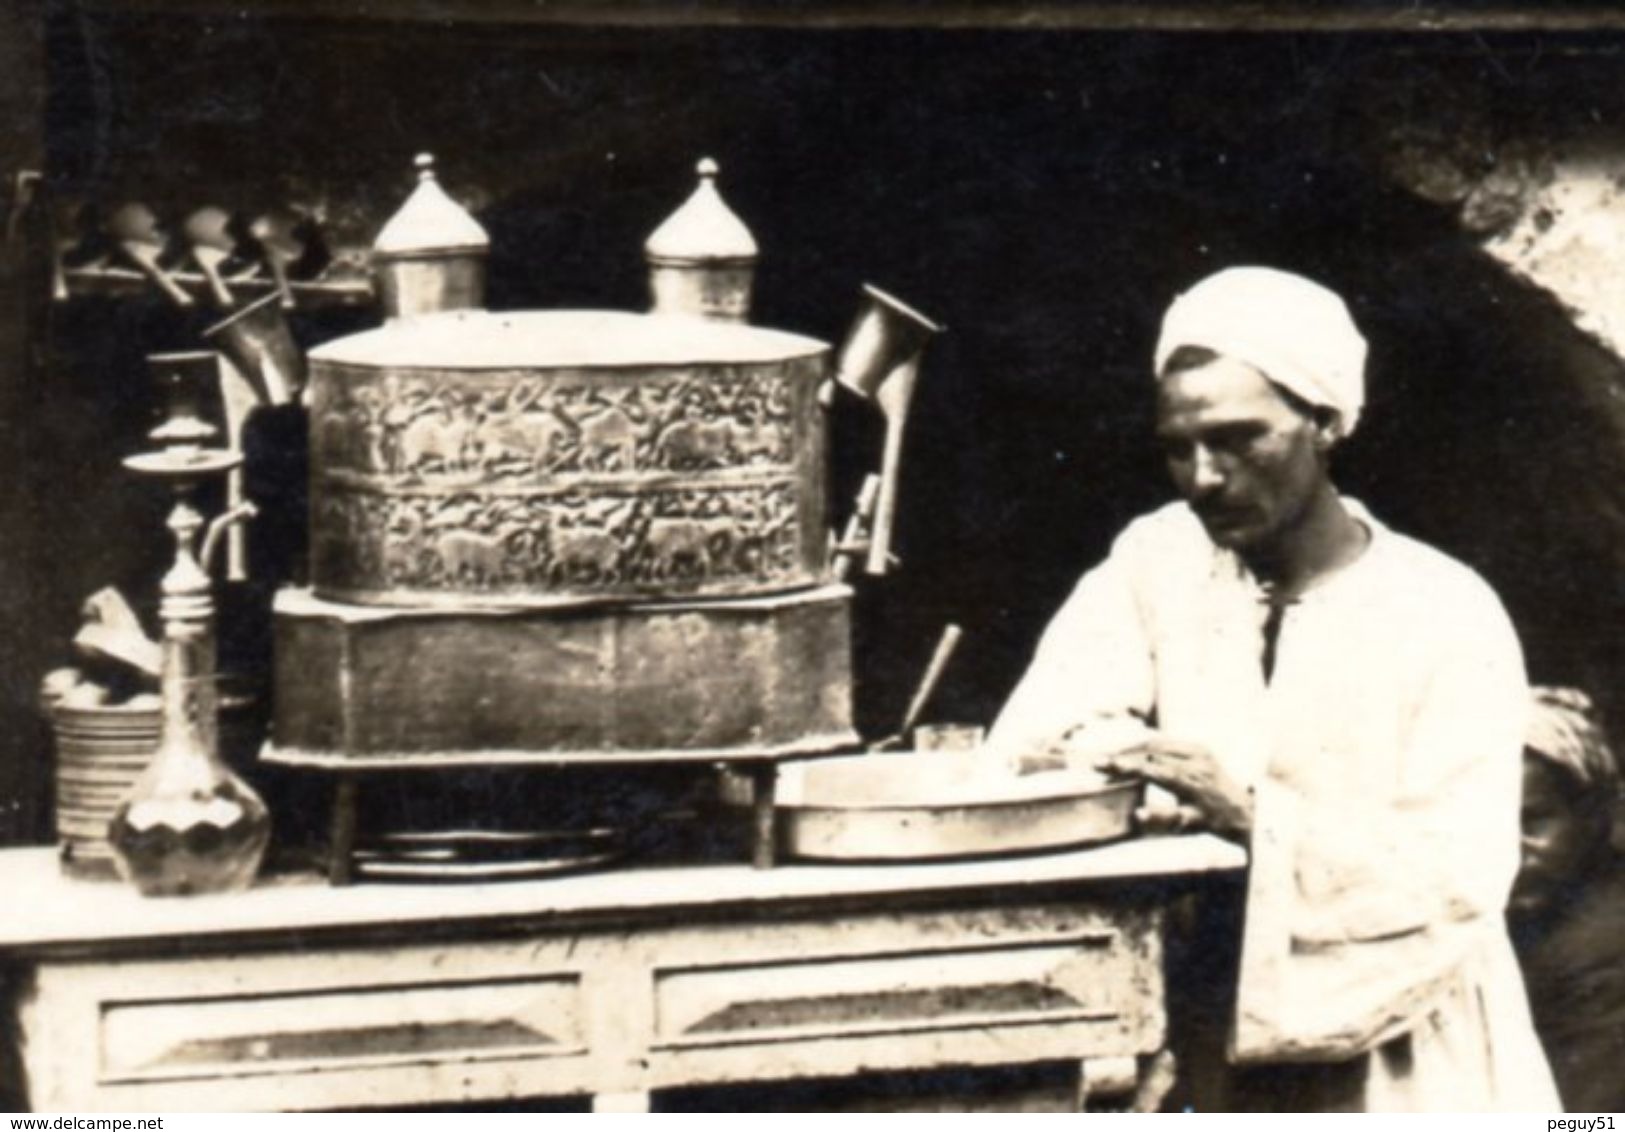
749, 762, 778, 870
328, 776, 359, 887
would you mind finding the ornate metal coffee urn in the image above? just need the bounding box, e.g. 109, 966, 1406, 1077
305, 310, 830, 607
264, 158, 858, 879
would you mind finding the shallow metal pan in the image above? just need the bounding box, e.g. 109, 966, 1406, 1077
764, 751, 1143, 862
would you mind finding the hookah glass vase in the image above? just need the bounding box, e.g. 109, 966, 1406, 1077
107, 354, 269, 896
107, 676, 271, 896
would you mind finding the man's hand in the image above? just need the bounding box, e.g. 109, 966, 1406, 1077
1095, 737, 1253, 842
1009, 716, 1154, 778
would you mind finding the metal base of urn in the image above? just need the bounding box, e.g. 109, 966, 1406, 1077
264, 583, 858, 884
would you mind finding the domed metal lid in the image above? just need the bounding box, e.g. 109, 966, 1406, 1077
374, 153, 489, 257
644, 158, 758, 265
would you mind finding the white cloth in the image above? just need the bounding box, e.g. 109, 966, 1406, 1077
1154, 267, 1369, 437
987, 500, 1558, 1111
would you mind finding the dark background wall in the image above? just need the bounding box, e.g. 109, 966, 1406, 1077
0, 0, 47, 844
11, 6, 1625, 841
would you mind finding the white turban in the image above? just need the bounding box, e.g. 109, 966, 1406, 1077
1153, 266, 1369, 437
1525, 686, 1618, 793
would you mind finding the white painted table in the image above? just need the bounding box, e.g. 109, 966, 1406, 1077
0, 837, 1244, 1112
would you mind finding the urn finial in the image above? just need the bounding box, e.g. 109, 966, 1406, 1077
373, 153, 489, 320
644, 157, 758, 323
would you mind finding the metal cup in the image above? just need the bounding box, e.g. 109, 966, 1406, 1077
831, 285, 944, 574
833, 284, 943, 399
203, 291, 305, 405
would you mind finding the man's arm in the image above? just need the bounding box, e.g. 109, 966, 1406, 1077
1272, 595, 1526, 946
1234, 578, 1528, 1061
983, 531, 1157, 762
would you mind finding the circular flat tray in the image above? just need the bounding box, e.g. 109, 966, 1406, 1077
758, 751, 1144, 862
352, 826, 626, 882
352, 852, 622, 883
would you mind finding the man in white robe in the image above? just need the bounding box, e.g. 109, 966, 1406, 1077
987, 266, 1558, 1111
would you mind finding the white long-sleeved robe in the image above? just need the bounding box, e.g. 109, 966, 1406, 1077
987, 499, 1558, 1112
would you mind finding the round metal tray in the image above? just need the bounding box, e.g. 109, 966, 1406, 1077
351, 826, 627, 882
753, 752, 1144, 862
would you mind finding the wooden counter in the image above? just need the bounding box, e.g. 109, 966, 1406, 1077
0, 836, 1243, 1112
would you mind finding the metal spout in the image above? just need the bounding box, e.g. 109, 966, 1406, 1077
200, 502, 258, 575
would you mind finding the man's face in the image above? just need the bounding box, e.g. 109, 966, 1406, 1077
1155, 356, 1330, 554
